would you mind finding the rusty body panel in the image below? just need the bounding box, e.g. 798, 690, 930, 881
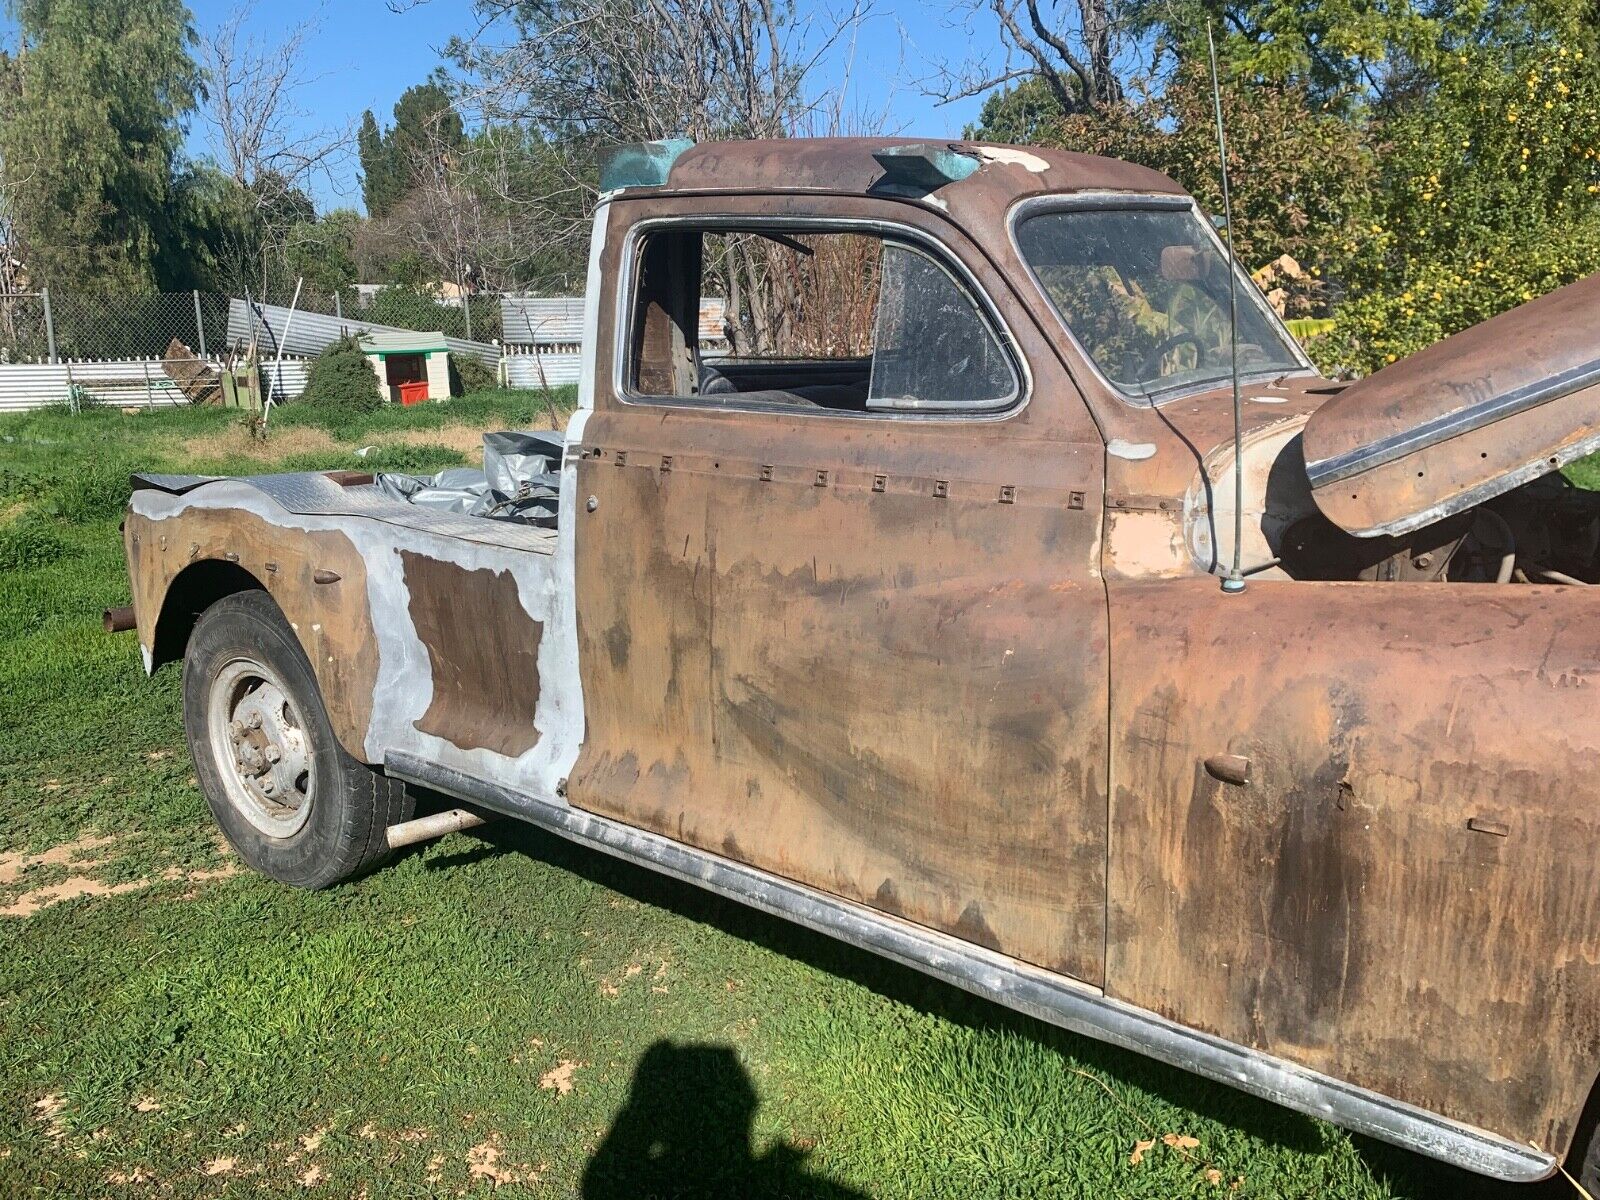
1108, 578, 1600, 1150
399, 551, 544, 758
1303, 272, 1600, 537
568, 191, 1112, 981
123, 502, 379, 755
124, 474, 582, 802
115, 139, 1600, 1181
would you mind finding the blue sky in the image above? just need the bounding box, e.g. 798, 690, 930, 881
128, 0, 1005, 211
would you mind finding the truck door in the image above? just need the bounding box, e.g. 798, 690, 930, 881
570, 198, 1112, 983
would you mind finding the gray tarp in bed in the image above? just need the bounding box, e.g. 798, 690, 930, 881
374, 431, 563, 527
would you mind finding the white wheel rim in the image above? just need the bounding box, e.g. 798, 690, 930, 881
206, 657, 316, 838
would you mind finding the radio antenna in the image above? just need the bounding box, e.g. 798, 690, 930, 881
1207, 20, 1247, 595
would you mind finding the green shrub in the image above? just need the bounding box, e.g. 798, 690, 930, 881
1321, 39, 1600, 375
0, 512, 77, 571
449, 354, 497, 396
303, 336, 383, 416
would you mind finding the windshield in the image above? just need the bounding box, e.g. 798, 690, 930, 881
1014, 206, 1304, 400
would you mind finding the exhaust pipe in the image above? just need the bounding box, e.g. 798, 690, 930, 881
386, 807, 493, 851
103, 606, 136, 633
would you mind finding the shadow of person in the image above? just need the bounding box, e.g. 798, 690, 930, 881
581, 1040, 870, 1200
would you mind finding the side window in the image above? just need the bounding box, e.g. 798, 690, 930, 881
869, 244, 1017, 410
626, 225, 1018, 414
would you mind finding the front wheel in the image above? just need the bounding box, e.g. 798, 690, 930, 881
183, 590, 411, 888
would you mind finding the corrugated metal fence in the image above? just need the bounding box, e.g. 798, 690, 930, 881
0, 358, 310, 414
227, 299, 502, 367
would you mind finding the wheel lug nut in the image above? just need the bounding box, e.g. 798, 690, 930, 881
247, 713, 263, 730
264, 746, 282, 763
230, 719, 245, 737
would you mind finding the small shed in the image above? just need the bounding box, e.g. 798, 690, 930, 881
360, 329, 451, 405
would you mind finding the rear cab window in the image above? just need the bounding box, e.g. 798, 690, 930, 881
623, 224, 1020, 414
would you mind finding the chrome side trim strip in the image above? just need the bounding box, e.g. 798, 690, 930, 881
1306, 356, 1600, 488
386, 753, 1558, 1185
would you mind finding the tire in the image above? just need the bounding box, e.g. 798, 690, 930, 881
1569, 1086, 1600, 1194
182, 590, 412, 888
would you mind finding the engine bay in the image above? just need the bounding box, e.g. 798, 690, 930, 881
1279, 473, 1600, 584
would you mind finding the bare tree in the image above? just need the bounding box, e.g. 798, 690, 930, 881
196, 2, 350, 289
448, 0, 874, 146
925, 0, 1127, 116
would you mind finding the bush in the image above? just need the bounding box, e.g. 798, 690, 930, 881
449, 354, 497, 396
303, 336, 382, 416
1321, 39, 1600, 374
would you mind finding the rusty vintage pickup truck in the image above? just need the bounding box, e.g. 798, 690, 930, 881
114, 138, 1600, 1185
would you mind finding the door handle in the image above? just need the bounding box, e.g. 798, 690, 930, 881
1204, 754, 1251, 786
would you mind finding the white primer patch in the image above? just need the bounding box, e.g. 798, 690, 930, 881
1249, 394, 1289, 404
975, 146, 1051, 173
132, 482, 582, 806
1106, 439, 1157, 461
130, 203, 612, 807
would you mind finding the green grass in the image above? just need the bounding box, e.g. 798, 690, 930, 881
0, 396, 1577, 1198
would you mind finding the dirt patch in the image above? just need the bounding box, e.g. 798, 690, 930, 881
466, 1134, 542, 1187
538, 1060, 581, 1096
0, 833, 239, 918
0, 834, 118, 886
4, 878, 148, 917
34, 1093, 69, 1145
181, 424, 341, 464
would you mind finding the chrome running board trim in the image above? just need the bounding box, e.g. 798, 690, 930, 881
386, 753, 1557, 1184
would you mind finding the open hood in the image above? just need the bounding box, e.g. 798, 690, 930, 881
1302, 272, 1600, 538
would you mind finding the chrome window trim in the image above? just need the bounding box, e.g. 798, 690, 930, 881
1007, 192, 1317, 409
612, 213, 1031, 422
387, 750, 1559, 1187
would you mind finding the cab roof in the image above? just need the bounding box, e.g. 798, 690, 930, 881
609, 137, 1187, 202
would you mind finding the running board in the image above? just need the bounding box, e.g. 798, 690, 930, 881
384, 753, 1557, 1184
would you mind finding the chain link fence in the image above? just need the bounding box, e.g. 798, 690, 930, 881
0, 287, 590, 412
0, 287, 562, 364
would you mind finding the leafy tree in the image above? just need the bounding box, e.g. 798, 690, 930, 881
358, 80, 465, 218
166, 165, 316, 296
285, 209, 362, 296
1126, 0, 1596, 112
1323, 37, 1600, 372
0, 0, 201, 290
357, 110, 398, 217
966, 78, 1069, 143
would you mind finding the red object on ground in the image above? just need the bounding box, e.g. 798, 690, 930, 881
398, 381, 429, 406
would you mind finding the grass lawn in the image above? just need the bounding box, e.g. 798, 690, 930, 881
0, 392, 1576, 1198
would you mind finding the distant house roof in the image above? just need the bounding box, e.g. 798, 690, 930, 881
359, 329, 449, 356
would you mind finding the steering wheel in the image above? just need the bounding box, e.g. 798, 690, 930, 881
1138, 332, 1206, 381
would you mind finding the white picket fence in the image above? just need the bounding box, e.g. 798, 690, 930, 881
0, 357, 312, 414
